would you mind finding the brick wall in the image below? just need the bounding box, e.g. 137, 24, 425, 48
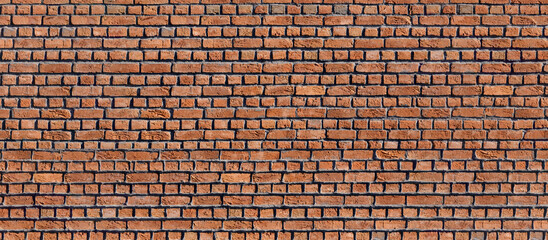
1, 0, 547, 239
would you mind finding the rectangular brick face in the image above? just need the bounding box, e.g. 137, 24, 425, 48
0, 1, 546, 239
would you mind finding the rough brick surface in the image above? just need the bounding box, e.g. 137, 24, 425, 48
0, 0, 547, 239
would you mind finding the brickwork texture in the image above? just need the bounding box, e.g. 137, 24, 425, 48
0, 0, 547, 239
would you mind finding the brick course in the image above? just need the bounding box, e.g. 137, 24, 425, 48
0, 0, 547, 239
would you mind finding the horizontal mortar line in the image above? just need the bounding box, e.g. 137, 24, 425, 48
0, 172, 540, 175
0, 72, 545, 76
3, 169, 548, 172
0, 229, 544, 233
0, 182, 543, 185
0, 167, 548, 171
0, 169, 541, 172
2, 217, 547, 221
63, 23, 544, 26
0, 205, 543, 210
0, 148, 546, 152
4, 59, 548, 62
1, 192, 546, 197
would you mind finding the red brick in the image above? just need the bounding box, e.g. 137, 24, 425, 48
386, 63, 420, 72
171, 16, 200, 25
9, 86, 38, 96
453, 86, 482, 96
73, 38, 102, 48
12, 16, 41, 25
102, 16, 136, 25
420, 16, 449, 25
325, 63, 354, 72
388, 108, 421, 117
358, 86, 387, 96
451, 16, 480, 25
10, 63, 39, 72
294, 39, 324, 48
201, 16, 230, 25
482, 39, 512, 48
263, 63, 293, 73
376, 150, 405, 160
452, 108, 484, 118
104, 63, 140, 73
420, 63, 449, 72
482, 63, 511, 73
0, 221, 34, 230
74, 63, 102, 73
452, 38, 481, 48
386, 16, 411, 25
513, 38, 548, 48
451, 63, 481, 73
297, 130, 326, 140
475, 150, 505, 160
294, 63, 323, 73
356, 63, 385, 72
355, 16, 384, 25
12, 130, 41, 140
33, 173, 63, 183
96, 151, 124, 160
385, 38, 419, 48
488, 130, 523, 140
173, 63, 201, 73
71, 16, 100, 25
138, 16, 168, 25
263, 16, 292, 25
